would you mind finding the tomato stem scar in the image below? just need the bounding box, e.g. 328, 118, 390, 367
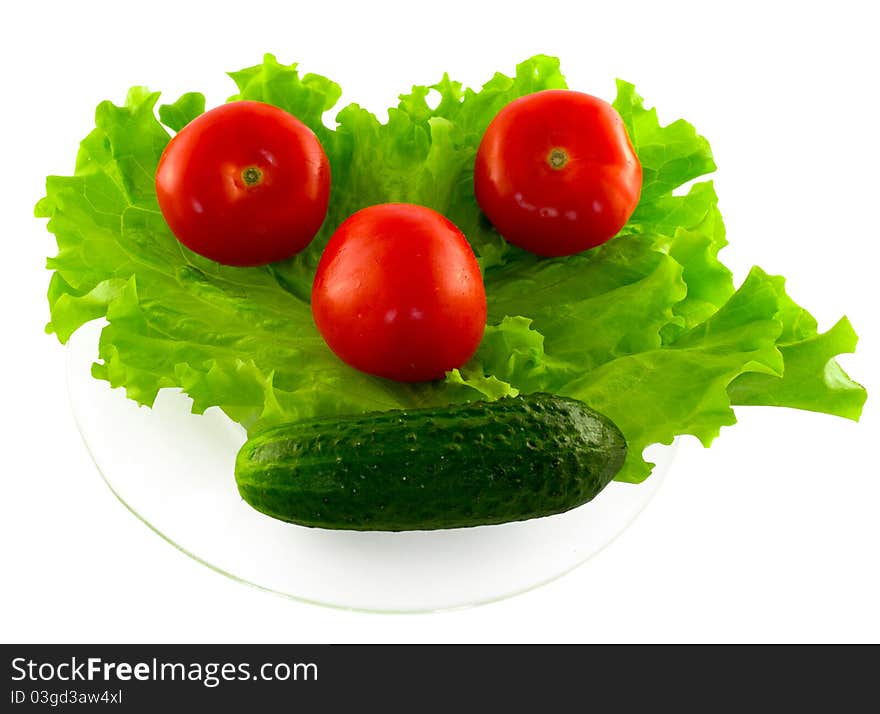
547, 148, 568, 170
241, 166, 263, 186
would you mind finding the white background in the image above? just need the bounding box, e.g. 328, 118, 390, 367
2, 0, 877, 642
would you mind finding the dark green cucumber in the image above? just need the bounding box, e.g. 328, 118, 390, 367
234, 393, 627, 531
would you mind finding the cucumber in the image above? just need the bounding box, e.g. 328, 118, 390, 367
235, 393, 627, 531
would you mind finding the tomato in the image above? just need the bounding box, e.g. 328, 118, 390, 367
155, 100, 330, 266
311, 204, 486, 382
474, 89, 642, 257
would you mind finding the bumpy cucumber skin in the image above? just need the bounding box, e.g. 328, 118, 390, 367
235, 393, 627, 531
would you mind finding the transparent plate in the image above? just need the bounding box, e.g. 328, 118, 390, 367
67, 320, 674, 612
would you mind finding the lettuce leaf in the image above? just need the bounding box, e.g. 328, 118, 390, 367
561, 267, 786, 482
38, 55, 866, 483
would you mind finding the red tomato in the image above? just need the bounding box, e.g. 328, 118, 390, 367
311, 204, 486, 382
155, 100, 330, 266
474, 89, 642, 257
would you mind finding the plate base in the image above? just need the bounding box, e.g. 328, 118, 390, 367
67, 321, 673, 612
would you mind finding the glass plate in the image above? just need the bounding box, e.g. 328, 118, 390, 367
67, 320, 674, 612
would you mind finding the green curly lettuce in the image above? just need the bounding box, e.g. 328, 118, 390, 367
38, 54, 866, 483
